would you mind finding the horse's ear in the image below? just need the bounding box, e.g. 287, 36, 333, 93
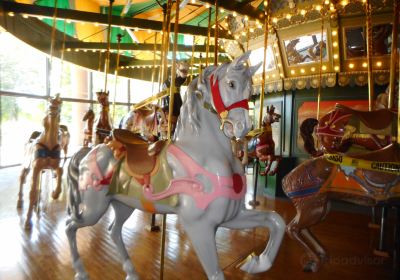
230, 51, 251, 70
248, 61, 262, 77
266, 106, 269, 113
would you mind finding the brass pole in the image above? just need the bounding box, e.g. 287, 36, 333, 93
158, 7, 167, 92
112, 34, 122, 123
161, 1, 180, 279
162, 0, 173, 87
258, 1, 269, 129
190, 35, 196, 82
167, 0, 180, 139
365, 0, 374, 111
104, 0, 115, 93
206, 7, 212, 67
48, 0, 58, 95
151, 33, 158, 95
214, 0, 219, 66
316, 15, 325, 120
398, 55, 400, 144
59, 19, 67, 90
389, 0, 399, 109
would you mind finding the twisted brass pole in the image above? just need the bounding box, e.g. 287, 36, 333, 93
104, 0, 115, 93
365, 0, 374, 111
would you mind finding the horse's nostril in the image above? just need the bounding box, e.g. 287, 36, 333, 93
235, 122, 244, 131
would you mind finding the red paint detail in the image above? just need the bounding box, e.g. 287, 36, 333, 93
210, 75, 249, 117
232, 173, 243, 194
99, 172, 113, 185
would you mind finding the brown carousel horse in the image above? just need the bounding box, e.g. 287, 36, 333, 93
119, 104, 167, 142
301, 103, 397, 157
94, 91, 113, 145
82, 109, 95, 147
284, 104, 399, 272
240, 105, 282, 175
17, 94, 70, 229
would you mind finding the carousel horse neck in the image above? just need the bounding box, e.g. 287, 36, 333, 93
38, 97, 62, 150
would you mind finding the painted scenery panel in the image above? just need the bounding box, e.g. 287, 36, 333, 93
284, 32, 327, 66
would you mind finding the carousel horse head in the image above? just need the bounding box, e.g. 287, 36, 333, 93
43, 94, 62, 129
176, 60, 189, 79
185, 51, 261, 140
263, 105, 281, 126
96, 91, 110, 107
47, 94, 62, 117
83, 109, 95, 122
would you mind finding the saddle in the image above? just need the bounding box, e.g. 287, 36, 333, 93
113, 129, 167, 175
349, 142, 400, 163
335, 104, 396, 131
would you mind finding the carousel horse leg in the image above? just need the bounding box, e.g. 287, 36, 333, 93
221, 209, 285, 273
300, 228, 328, 261
65, 190, 111, 280
260, 157, 272, 176
25, 165, 41, 230
249, 160, 260, 207
181, 221, 224, 280
52, 166, 63, 199
286, 194, 329, 272
109, 201, 138, 280
269, 156, 282, 176
17, 167, 30, 209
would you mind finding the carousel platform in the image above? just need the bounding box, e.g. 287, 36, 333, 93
0, 164, 393, 280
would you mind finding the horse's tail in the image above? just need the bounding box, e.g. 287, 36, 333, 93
67, 147, 91, 220
300, 118, 323, 157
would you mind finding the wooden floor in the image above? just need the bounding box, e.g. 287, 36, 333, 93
0, 165, 393, 280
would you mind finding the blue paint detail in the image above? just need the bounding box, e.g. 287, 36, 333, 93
287, 187, 321, 198
35, 148, 61, 159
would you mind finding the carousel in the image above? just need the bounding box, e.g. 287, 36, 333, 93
0, 0, 399, 279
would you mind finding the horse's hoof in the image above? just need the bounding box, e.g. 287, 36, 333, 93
303, 260, 318, 272
239, 254, 272, 273
17, 200, 23, 209
75, 273, 89, 280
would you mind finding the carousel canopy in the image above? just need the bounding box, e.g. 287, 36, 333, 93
0, 0, 398, 84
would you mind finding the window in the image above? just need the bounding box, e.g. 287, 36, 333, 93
0, 32, 46, 95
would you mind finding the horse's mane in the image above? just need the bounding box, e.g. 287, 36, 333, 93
175, 52, 257, 139
175, 65, 218, 136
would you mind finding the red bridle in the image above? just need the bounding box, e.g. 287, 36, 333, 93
210, 74, 249, 122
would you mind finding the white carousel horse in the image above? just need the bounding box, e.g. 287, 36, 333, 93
66, 52, 285, 280
18, 94, 70, 229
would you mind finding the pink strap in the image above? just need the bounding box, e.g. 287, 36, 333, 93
143, 144, 246, 209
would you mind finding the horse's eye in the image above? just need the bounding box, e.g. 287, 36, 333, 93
228, 81, 235, 88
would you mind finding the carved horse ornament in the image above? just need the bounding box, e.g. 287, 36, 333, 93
66, 52, 285, 280
82, 109, 95, 147
301, 103, 397, 157
286, 101, 399, 272
94, 91, 113, 145
18, 94, 70, 229
119, 104, 166, 142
